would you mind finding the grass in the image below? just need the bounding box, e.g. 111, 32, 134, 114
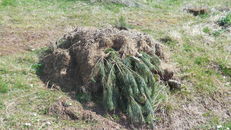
0, 79, 8, 93
0, 51, 95, 129
0, 0, 231, 129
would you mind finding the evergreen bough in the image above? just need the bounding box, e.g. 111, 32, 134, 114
92, 49, 161, 125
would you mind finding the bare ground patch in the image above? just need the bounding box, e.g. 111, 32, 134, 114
0, 26, 69, 56
155, 90, 231, 129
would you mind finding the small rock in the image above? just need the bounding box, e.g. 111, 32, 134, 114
155, 43, 165, 59
32, 113, 37, 116
217, 125, 223, 129
63, 102, 72, 107
46, 121, 51, 125
168, 79, 181, 90
24, 123, 32, 127
161, 68, 174, 81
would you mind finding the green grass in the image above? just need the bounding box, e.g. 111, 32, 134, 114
1, 0, 16, 6
0, 0, 231, 129
0, 51, 96, 129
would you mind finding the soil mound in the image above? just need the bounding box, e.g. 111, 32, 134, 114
40, 27, 175, 125
184, 7, 208, 16
41, 27, 168, 92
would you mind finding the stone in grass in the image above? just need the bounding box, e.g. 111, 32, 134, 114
168, 79, 181, 90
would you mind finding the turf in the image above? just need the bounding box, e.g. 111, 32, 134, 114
0, 0, 230, 129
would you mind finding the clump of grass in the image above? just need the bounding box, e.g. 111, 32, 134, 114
218, 12, 231, 27
202, 27, 211, 34
212, 29, 225, 37
198, 13, 209, 19
0, 79, 8, 93
194, 56, 209, 65
31, 63, 44, 75
219, 64, 231, 77
92, 49, 162, 125
115, 16, 130, 30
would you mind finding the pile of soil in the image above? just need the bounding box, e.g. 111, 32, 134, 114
184, 7, 208, 16
40, 27, 174, 93
40, 27, 180, 127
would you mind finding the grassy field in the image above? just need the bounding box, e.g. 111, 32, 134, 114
0, 0, 231, 129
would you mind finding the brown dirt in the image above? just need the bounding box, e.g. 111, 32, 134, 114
0, 26, 65, 56
48, 97, 125, 129
155, 90, 231, 129
185, 7, 208, 16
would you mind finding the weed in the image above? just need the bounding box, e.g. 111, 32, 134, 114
219, 64, 231, 77
31, 63, 44, 74
212, 30, 223, 37
115, 16, 130, 30
202, 27, 211, 34
218, 12, 231, 27
183, 43, 193, 52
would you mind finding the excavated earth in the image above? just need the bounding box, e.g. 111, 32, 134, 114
40, 27, 175, 129
40, 27, 172, 93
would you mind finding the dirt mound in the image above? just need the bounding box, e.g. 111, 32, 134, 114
184, 7, 208, 16
48, 97, 125, 129
40, 27, 177, 126
40, 27, 171, 92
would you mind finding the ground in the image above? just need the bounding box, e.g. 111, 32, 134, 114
0, 0, 230, 129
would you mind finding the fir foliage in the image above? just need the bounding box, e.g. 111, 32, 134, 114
92, 49, 161, 125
